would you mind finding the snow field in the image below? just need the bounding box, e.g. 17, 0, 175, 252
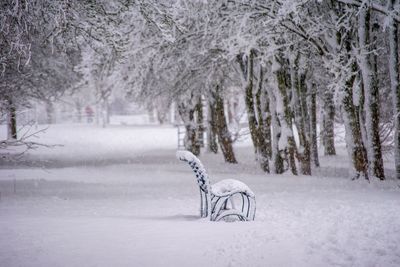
1, 124, 400, 267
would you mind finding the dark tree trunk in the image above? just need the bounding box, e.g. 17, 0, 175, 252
333, 9, 368, 180
237, 50, 271, 171
322, 90, 336, 155
370, 12, 384, 180
388, 0, 400, 179
309, 84, 320, 167
292, 65, 311, 176
297, 133, 311, 175
7, 97, 17, 140
255, 66, 270, 172
299, 73, 312, 175
178, 101, 200, 156
260, 88, 272, 159
187, 109, 200, 156
342, 62, 369, 180
243, 50, 260, 157
75, 100, 82, 123
46, 101, 54, 124
277, 66, 298, 175
267, 85, 285, 174
157, 109, 167, 124
186, 109, 200, 156
213, 85, 237, 164
207, 99, 218, 154
195, 96, 204, 148
358, 5, 385, 180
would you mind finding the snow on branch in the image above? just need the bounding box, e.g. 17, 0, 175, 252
334, 0, 400, 23
0, 126, 62, 162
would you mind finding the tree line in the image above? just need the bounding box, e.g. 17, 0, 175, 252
1, 0, 399, 181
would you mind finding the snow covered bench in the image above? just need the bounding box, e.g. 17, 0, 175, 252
176, 151, 256, 221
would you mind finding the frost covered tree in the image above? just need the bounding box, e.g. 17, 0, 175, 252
0, 0, 80, 139
124, 0, 399, 178
0, 0, 83, 162
121, 0, 241, 162
0, 0, 128, 157
357, 3, 384, 180
387, 0, 400, 180
2, 0, 399, 179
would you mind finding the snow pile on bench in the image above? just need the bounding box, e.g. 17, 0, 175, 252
212, 179, 255, 197
176, 150, 198, 162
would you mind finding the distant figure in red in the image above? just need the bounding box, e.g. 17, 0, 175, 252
85, 106, 94, 123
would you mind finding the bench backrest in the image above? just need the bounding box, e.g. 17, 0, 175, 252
176, 150, 211, 194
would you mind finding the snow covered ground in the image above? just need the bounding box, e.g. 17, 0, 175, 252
1, 124, 400, 267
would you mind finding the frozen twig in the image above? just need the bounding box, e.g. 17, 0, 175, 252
0, 127, 63, 162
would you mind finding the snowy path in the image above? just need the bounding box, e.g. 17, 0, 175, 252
1, 124, 400, 267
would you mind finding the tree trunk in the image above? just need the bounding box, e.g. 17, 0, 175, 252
195, 96, 204, 148
106, 100, 110, 124
75, 100, 82, 123
388, 0, 400, 179
255, 66, 271, 172
358, 4, 385, 180
322, 90, 336, 155
101, 99, 108, 128
95, 102, 100, 125
46, 101, 54, 124
267, 83, 284, 174
186, 109, 200, 156
227, 99, 233, 124
243, 49, 260, 158
260, 86, 272, 159
207, 99, 218, 153
213, 84, 237, 163
309, 82, 320, 167
6, 97, 17, 140
300, 73, 312, 175
292, 61, 311, 175
156, 108, 167, 124
333, 13, 369, 180
276, 66, 298, 175
238, 50, 271, 171
342, 62, 369, 180
178, 100, 200, 156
